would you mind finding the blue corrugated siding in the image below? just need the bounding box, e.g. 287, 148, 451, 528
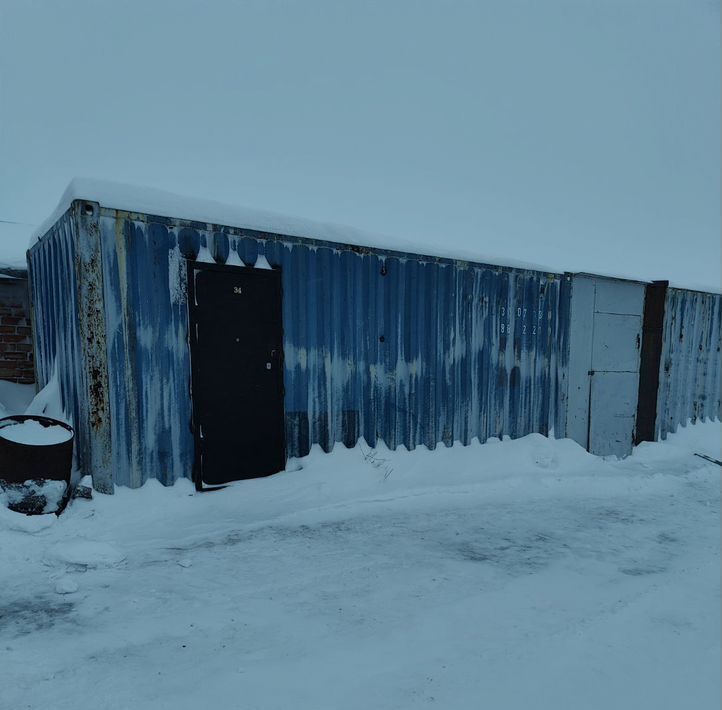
27, 209, 90, 471
98, 216, 195, 487
657, 288, 722, 438
100, 215, 570, 486
29, 208, 572, 488
28, 203, 722, 490
222, 228, 570, 457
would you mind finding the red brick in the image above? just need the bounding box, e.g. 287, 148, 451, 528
0, 293, 33, 380
1, 352, 28, 361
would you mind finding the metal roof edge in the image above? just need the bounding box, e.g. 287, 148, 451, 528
96, 204, 566, 279
29, 180, 722, 296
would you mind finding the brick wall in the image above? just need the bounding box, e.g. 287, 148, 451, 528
0, 276, 34, 384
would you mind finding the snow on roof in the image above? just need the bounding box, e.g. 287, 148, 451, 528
32, 178, 562, 274
30, 178, 722, 293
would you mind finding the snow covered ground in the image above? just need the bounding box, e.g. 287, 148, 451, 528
1, 422, 719, 709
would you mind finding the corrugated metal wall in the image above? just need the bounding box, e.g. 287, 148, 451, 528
98, 215, 196, 487
27, 209, 89, 470
656, 287, 722, 438
26, 202, 722, 491
90, 210, 572, 487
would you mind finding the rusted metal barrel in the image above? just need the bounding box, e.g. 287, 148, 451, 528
0, 415, 74, 486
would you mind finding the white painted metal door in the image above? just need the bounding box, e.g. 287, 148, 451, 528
588, 311, 642, 456
566, 275, 645, 457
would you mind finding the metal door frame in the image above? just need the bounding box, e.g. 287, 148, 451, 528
634, 281, 668, 444
186, 258, 286, 491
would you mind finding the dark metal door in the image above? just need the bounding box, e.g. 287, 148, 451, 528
188, 262, 285, 487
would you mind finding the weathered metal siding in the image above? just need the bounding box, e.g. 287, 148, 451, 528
98, 214, 195, 487
29, 207, 572, 488
244, 237, 572, 457
75, 204, 113, 492
98, 212, 570, 486
656, 288, 722, 438
27, 209, 89, 471
27, 201, 722, 490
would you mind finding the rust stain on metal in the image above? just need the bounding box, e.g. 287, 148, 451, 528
79, 221, 109, 430
76, 201, 113, 492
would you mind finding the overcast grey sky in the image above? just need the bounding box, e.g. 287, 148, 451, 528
1, 0, 720, 288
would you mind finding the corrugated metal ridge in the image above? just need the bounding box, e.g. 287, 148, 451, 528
92, 203, 564, 278
27, 205, 75, 257
666, 285, 722, 297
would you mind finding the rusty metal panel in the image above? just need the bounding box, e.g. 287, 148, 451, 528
76, 203, 113, 493
635, 281, 668, 444
657, 288, 722, 438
